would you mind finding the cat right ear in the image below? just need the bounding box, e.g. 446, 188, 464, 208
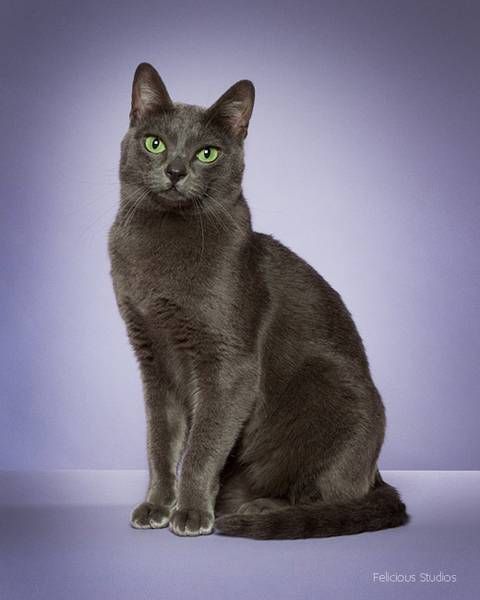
130, 63, 173, 125
205, 80, 255, 139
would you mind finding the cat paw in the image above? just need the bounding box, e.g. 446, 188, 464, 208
169, 508, 214, 536
130, 502, 172, 529
237, 498, 287, 514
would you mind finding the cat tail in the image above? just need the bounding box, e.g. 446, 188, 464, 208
214, 472, 409, 540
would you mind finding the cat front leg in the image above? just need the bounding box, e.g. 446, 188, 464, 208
131, 385, 186, 529
118, 298, 185, 529
169, 363, 256, 536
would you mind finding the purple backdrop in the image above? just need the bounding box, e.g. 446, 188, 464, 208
1, 0, 479, 470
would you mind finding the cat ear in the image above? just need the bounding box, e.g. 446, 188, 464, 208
205, 80, 255, 139
130, 63, 173, 125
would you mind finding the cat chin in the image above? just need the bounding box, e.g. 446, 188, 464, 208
150, 189, 197, 211
155, 194, 195, 212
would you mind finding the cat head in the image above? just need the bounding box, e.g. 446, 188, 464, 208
119, 62, 255, 213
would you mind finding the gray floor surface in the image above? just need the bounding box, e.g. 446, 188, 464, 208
0, 470, 478, 600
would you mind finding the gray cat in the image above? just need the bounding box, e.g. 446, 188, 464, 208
108, 62, 408, 539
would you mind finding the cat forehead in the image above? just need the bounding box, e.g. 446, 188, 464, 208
138, 102, 212, 142
171, 102, 206, 125
165, 103, 207, 134
175, 103, 209, 141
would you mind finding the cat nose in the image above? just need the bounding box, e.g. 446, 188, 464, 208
166, 158, 187, 185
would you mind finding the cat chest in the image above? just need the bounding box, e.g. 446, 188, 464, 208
110, 232, 244, 352
112, 241, 194, 303
114, 257, 217, 335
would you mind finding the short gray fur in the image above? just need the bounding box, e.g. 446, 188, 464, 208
108, 63, 408, 539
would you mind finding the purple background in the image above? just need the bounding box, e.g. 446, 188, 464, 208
1, 0, 479, 470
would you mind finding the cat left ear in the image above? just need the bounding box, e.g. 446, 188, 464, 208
130, 63, 173, 125
205, 80, 255, 139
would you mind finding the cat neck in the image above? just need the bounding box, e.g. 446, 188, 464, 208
114, 188, 252, 254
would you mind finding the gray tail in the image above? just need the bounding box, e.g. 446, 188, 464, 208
215, 473, 409, 540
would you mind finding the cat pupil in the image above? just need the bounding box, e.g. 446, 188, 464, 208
204, 148, 210, 157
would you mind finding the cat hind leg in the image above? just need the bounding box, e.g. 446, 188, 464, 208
237, 497, 289, 514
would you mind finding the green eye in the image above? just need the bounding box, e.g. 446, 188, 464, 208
144, 136, 166, 154
196, 146, 219, 163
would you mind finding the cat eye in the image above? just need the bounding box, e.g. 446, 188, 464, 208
144, 135, 166, 154
196, 146, 219, 163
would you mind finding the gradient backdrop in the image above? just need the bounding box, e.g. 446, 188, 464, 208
1, 0, 479, 470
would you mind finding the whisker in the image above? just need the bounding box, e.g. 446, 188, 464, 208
193, 197, 206, 261
189, 182, 229, 236
119, 187, 150, 232
77, 204, 117, 242
202, 190, 244, 236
